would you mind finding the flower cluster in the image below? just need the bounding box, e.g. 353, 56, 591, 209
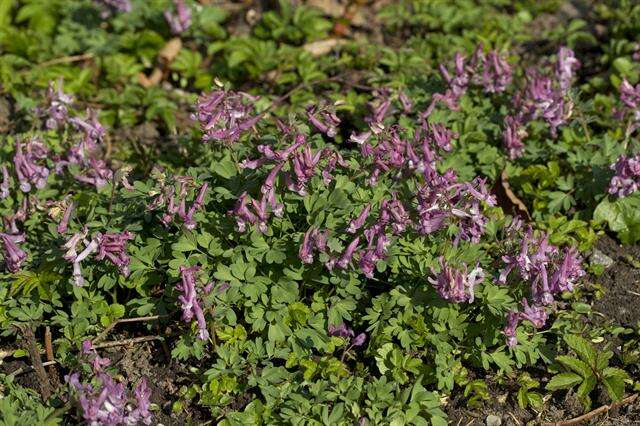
502, 47, 580, 157
498, 224, 584, 346
57, 109, 113, 188
147, 174, 208, 229
43, 80, 73, 130
307, 104, 341, 138
619, 79, 640, 136
608, 154, 640, 198
96, 231, 135, 277
503, 299, 549, 348
177, 265, 209, 340
428, 257, 484, 303
422, 45, 512, 119
499, 226, 584, 305
62, 230, 134, 286
0, 232, 27, 273
328, 323, 366, 347
13, 139, 49, 192
94, 0, 132, 14
192, 87, 262, 144
164, 0, 192, 35
67, 341, 152, 425
232, 134, 344, 233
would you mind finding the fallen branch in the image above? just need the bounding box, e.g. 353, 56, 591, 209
20, 326, 52, 401
92, 336, 162, 350
44, 326, 60, 388
93, 315, 165, 344
545, 394, 639, 426
10, 360, 57, 377
39, 53, 94, 67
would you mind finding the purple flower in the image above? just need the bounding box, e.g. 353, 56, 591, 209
192, 88, 261, 144
398, 91, 413, 112
555, 47, 580, 94
608, 154, 640, 197
479, 50, 512, 93
57, 201, 75, 234
44, 80, 73, 130
164, 0, 192, 35
428, 123, 457, 152
307, 105, 341, 137
0, 232, 27, 273
180, 182, 208, 230
549, 247, 585, 293
502, 115, 526, 160
428, 257, 483, 303
352, 333, 366, 347
177, 265, 209, 340
70, 109, 106, 145
67, 346, 153, 426
63, 231, 99, 287
96, 231, 134, 277
0, 165, 10, 199
328, 323, 354, 338
439, 52, 471, 99
504, 310, 520, 348
336, 236, 360, 269
299, 227, 328, 265
94, 0, 131, 14
13, 139, 49, 192
347, 204, 371, 234
519, 299, 547, 328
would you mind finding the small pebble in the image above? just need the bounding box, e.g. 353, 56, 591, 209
486, 414, 502, 426
590, 248, 614, 268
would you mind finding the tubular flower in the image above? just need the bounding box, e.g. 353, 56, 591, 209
555, 47, 580, 94
0, 232, 27, 273
502, 115, 526, 160
67, 342, 152, 425
164, 0, 191, 34
94, 0, 132, 14
347, 204, 371, 234
608, 154, 640, 198
519, 299, 548, 328
503, 310, 520, 348
192, 88, 261, 143
0, 165, 10, 199
298, 227, 328, 264
57, 200, 75, 234
307, 105, 341, 138
13, 139, 49, 192
177, 265, 209, 340
428, 257, 484, 303
96, 231, 134, 277
44, 80, 73, 129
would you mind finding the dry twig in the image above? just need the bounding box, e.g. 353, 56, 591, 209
544, 394, 639, 426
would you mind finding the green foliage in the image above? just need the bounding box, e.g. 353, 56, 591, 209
546, 334, 629, 410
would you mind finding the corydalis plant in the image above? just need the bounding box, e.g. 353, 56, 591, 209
428, 257, 484, 303
164, 0, 191, 35
147, 174, 208, 230
608, 154, 640, 198
192, 86, 262, 144
67, 341, 152, 425
177, 265, 210, 340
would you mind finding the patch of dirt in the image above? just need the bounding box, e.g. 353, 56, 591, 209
592, 234, 640, 328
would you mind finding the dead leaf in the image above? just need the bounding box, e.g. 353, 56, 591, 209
159, 38, 182, 65
303, 38, 347, 57
493, 169, 530, 219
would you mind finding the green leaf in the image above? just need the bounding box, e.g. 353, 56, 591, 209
556, 355, 592, 378
563, 335, 597, 366
546, 373, 583, 390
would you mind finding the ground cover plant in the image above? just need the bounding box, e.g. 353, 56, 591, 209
0, 0, 639, 425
